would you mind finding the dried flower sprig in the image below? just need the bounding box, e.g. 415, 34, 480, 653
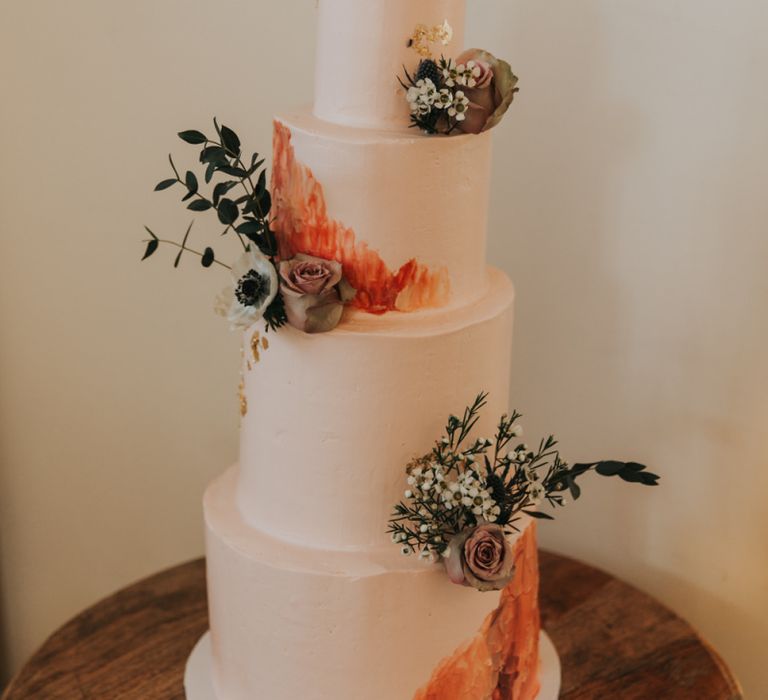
387, 393, 659, 562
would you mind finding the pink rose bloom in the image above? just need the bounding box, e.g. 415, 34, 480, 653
455, 49, 519, 135
278, 254, 355, 334
280, 255, 342, 296
444, 523, 515, 592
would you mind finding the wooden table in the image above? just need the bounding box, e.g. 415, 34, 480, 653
2, 553, 742, 700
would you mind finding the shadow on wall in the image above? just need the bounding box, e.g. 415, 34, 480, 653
492, 0, 660, 597
484, 0, 768, 695
488, 2, 649, 436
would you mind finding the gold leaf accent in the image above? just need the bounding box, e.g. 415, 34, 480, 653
251, 331, 262, 364
239, 379, 248, 417
409, 19, 453, 59
262, 336, 269, 351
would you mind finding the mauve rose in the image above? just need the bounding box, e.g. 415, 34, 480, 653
280, 255, 342, 296
278, 254, 355, 334
444, 523, 515, 592
455, 49, 519, 135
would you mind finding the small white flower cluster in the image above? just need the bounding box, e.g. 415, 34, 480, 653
525, 471, 546, 505
406, 461, 501, 524
406, 79, 471, 122
442, 59, 484, 89
406, 79, 438, 116
442, 469, 501, 522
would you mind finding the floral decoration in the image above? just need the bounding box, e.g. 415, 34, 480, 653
400, 50, 519, 135
279, 254, 356, 333
142, 119, 354, 342
214, 248, 278, 330
387, 393, 659, 591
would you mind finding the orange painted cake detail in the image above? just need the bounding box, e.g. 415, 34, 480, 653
413, 524, 541, 700
271, 121, 451, 314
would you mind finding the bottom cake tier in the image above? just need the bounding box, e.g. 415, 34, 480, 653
200, 466, 545, 700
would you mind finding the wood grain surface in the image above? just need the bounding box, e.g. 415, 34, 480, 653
2, 552, 742, 699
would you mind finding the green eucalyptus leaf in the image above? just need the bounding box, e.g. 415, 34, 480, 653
204, 162, 216, 184
236, 221, 263, 235
217, 198, 239, 225
154, 178, 177, 191
595, 461, 626, 477
255, 169, 267, 195
522, 510, 555, 520
623, 462, 648, 473
185, 170, 198, 194
566, 474, 581, 500
200, 146, 227, 164
201, 247, 215, 268
141, 239, 159, 260
254, 234, 276, 255
220, 125, 241, 156
263, 228, 278, 255
187, 199, 212, 211
218, 165, 248, 178
247, 159, 265, 177
263, 293, 287, 331
258, 190, 272, 215
213, 181, 238, 206
178, 130, 207, 144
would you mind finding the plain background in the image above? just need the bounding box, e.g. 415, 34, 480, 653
1, 0, 766, 695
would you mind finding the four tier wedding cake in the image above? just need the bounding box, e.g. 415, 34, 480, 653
137, 1, 658, 697
202, 1, 542, 696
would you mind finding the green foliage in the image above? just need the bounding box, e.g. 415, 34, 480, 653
263, 293, 287, 332
178, 130, 207, 144
387, 393, 660, 557
142, 117, 280, 271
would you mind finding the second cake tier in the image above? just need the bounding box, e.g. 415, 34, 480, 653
272, 111, 493, 313
237, 267, 514, 549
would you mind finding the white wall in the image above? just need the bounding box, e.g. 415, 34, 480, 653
0, 0, 765, 695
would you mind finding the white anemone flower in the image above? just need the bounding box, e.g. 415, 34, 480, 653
214, 248, 278, 331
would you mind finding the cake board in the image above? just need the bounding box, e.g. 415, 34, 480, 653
184, 630, 561, 699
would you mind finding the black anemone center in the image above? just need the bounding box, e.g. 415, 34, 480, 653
235, 270, 271, 308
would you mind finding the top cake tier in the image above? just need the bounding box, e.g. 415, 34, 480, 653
314, 0, 467, 130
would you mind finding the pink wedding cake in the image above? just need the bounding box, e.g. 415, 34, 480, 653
195, 1, 543, 697
140, 1, 659, 697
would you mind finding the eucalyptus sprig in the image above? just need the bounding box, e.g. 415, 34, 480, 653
387, 393, 660, 559
142, 118, 287, 331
